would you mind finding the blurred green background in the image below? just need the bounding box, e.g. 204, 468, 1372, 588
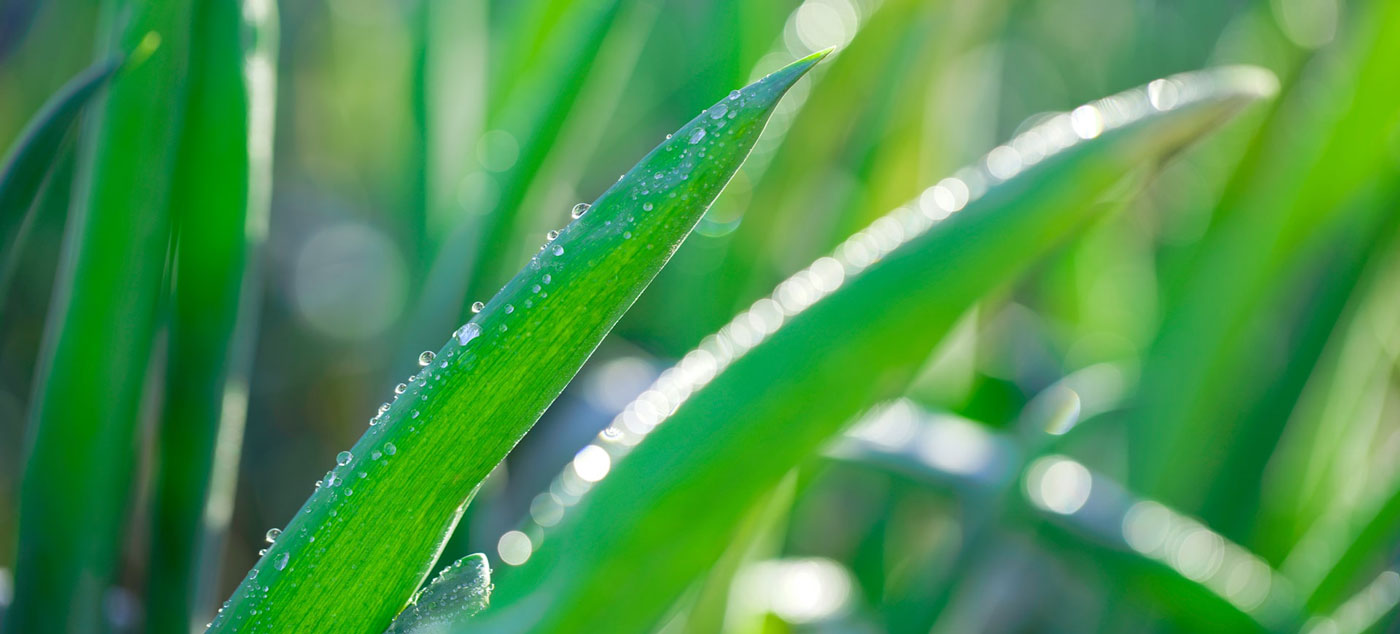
2, 0, 1399, 632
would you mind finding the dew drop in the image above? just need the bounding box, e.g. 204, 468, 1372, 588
728, 89, 741, 100
543, 274, 552, 284
258, 548, 267, 557
418, 350, 435, 366
553, 246, 564, 256
394, 383, 407, 395
455, 322, 481, 345
653, 172, 663, 180
710, 103, 728, 119
546, 229, 559, 240
688, 128, 706, 145
385, 443, 397, 456
571, 202, 591, 219
336, 451, 353, 466
504, 304, 514, 314
642, 202, 653, 211
378, 403, 390, 415
274, 553, 289, 571
371, 450, 382, 460
471, 301, 484, 313
531, 284, 540, 293
265, 528, 281, 543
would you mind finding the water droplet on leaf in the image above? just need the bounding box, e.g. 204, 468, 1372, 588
455, 322, 481, 346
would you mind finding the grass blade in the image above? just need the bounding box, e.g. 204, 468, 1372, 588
6, 0, 192, 629
207, 51, 828, 634
0, 57, 120, 311
483, 67, 1276, 634
143, 0, 277, 632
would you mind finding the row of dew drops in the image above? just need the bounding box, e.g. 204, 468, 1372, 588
490, 70, 1251, 567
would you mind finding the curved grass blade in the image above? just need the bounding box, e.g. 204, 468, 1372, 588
0, 57, 120, 311
144, 0, 278, 632
387, 553, 493, 633
6, 3, 193, 630
207, 51, 829, 634
482, 67, 1277, 634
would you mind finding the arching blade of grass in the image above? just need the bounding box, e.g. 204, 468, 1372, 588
207, 51, 829, 634
143, 0, 277, 632
483, 67, 1276, 634
0, 57, 120, 312
6, 0, 192, 630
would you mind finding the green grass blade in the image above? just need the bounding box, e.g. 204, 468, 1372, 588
144, 0, 277, 632
206, 51, 828, 634
5, 0, 192, 630
387, 553, 493, 633
0, 57, 120, 311
483, 67, 1276, 634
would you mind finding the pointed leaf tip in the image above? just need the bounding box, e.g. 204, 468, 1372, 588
745, 48, 831, 102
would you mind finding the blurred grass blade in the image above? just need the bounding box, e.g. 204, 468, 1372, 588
0, 57, 119, 311
387, 553, 493, 633
144, 0, 277, 632
408, 0, 633, 354
483, 67, 1276, 634
1127, 0, 1400, 535
830, 401, 1302, 631
208, 52, 828, 634
6, 0, 192, 630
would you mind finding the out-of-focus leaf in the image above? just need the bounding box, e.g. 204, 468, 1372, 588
207, 52, 827, 634
0, 57, 119, 310
143, 0, 278, 632
1127, 0, 1400, 537
408, 0, 635, 355
6, 1, 192, 630
483, 67, 1276, 634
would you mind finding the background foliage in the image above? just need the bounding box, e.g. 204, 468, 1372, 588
0, 0, 1397, 632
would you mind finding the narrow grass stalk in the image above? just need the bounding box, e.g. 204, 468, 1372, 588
407, 0, 630, 357
143, 0, 277, 632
